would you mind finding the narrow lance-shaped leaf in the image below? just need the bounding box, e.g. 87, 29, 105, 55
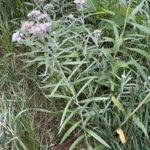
111, 96, 125, 115
85, 129, 111, 149
133, 116, 149, 140
129, 0, 145, 17
129, 22, 150, 35
127, 48, 150, 60
61, 121, 81, 143
69, 135, 84, 150
60, 98, 73, 126
129, 58, 148, 82
59, 112, 74, 134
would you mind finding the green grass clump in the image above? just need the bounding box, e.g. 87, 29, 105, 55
0, 0, 150, 149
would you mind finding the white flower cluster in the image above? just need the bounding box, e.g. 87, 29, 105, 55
27, 10, 41, 18
74, 0, 85, 5
74, 0, 85, 9
93, 29, 102, 38
12, 9, 51, 42
92, 29, 102, 45
30, 22, 51, 34
44, 3, 54, 10
21, 21, 34, 31
68, 14, 74, 20
27, 10, 48, 21
12, 32, 22, 42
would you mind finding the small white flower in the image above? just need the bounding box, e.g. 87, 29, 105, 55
121, 74, 126, 79
93, 29, 102, 45
94, 29, 102, 36
44, 4, 54, 10
74, 0, 85, 5
148, 76, 150, 80
12, 32, 22, 42
68, 14, 74, 19
74, 0, 85, 9
27, 10, 41, 18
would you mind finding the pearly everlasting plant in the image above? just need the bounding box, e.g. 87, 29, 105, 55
12, 9, 51, 42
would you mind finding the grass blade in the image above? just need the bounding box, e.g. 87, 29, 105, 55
61, 121, 81, 143
129, 22, 150, 34
69, 135, 84, 150
85, 129, 111, 149
133, 116, 149, 140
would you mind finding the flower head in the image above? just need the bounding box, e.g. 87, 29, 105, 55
21, 21, 34, 31
27, 10, 41, 18
44, 4, 54, 10
74, 0, 85, 9
43, 22, 51, 29
30, 22, 51, 34
12, 32, 22, 42
30, 26, 42, 34
74, 0, 85, 5
121, 74, 126, 79
94, 29, 102, 36
68, 14, 74, 20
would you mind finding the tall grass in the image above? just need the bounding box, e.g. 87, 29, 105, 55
0, 0, 150, 149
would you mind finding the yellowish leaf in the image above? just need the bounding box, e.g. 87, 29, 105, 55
116, 128, 126, 144
111, 95, 125, 115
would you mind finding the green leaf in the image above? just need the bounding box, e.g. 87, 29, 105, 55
95, 144, 105, 150
85, 129, 111, 149
87, 144, 93, 150
85, 0, 99, 12
69, 135, 84, 150
61, 121, 81, 143
120, 0, 127, 7
59, 112, 74, 134
60, 98, 73, 126
121, 93, 150, 126
127, 48, 150, 60
76, 77, 97, 98
129, 22, 150, 34
102, 19, 119, 37
130, 0, 144, 17
133, 116, 149, 140
129, 58, 148, 82
48, 80, 63, 97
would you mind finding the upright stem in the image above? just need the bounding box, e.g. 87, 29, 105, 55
121, 0, 133, 38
